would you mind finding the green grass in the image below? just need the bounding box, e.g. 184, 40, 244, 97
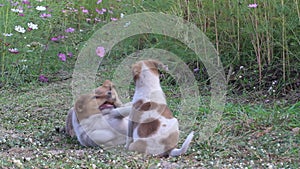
0, 79, 299, 168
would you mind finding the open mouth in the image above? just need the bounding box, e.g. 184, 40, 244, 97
99, 101, 115, 111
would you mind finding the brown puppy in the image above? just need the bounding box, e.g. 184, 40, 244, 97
62, 80, 122, 137
65, 80, 132, 147
126, 60, 194, 157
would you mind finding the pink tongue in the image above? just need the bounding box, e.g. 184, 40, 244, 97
99, 104, 114, 110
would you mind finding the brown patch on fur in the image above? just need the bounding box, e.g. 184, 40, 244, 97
144, 60, 162, 76
138, 118, 160, 138
133, 99, 143, 110
131, 100, 144, 124
128, 140, 148, 153
158, 105, 173, 119
140, 102, 159, 111
131, 100, 159, 124
160, 131, 179, 153
133, 100, 159, 112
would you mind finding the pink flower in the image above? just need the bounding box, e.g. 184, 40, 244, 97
111, 17, 118, 21
22, 0, 30, 5
96, 8, 106, 14
8, 48, 19, 54
96, 46, 105, 57
58, 53, 66, 61
248, 3, 258, 8
65, 27, 75, 33
51, 37, 59, 41
51, 36, 65, 42
40, 13, 51, 18
67, 52, 73, 57
82, 9, 89, 14
97, 0, 102, 4
39, 75, 48, 83
94, 18, 101, 22
19, 13, 25, 17
95, 8, 103, 14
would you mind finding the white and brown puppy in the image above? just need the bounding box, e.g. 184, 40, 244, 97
70, 80, 131, 147
126, 60, 194, 157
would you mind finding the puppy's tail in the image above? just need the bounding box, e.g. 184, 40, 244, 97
169, 131, 194, 157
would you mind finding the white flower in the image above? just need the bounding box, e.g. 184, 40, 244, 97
11, 8, 23, 13
3, 33, 13, 37
14, 25, 26, 33
36, 6, 46, 11
120, 13, 124, 18
28, 22, 38, 30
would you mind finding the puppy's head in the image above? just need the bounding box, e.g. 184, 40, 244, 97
132, 59, 163, 83
75, 80, 122, 122
94, 80, 122, 107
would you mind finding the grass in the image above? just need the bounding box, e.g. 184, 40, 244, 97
0, 0, 299, 168
0, 79, 299, 168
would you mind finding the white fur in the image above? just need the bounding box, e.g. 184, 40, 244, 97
132, 63, 166, 104
72, 106, 131, 148
127, 60, 194, 156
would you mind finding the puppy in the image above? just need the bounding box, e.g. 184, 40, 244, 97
70, 80, 131, 147
125, 60, 194, 157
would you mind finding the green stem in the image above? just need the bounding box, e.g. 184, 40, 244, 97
1, 6, 9, 79
281, 0, 286, 82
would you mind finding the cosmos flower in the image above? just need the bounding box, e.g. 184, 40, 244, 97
82, 9, 88, 14
39, 75, 49, 83
58, 53, 66, 61
28, 22, 38, 30
3, 33, 13, 37
40, 13, 51, 18
11, 8, 23, 13
67, 52, 73, 57
8, 48, 19, 54
36, 6, 46, 11
65, 27, 75, 33
15, 25, 26, 33
22, 0, 30, 5
111, 17, 118, 21
248, 3, 258, 8
96, 46, 105, 57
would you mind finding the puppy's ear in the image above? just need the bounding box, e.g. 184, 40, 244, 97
146, 60, 168, 71
132, 63, 142, 82
74, 95, 85, 114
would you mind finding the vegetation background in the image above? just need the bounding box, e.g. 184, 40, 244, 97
0, 0, 299, 168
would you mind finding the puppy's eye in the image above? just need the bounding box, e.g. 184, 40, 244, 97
93, 95, 101, 99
